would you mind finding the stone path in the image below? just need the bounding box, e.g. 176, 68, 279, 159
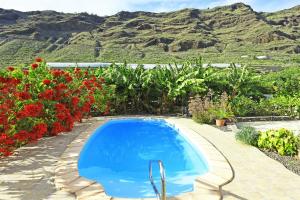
177, 118, 300, 200
0, 120, 94, 200
237, 120, 300, 135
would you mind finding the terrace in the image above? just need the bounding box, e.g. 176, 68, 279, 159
0, 58, 299, 200
1, 117, 299, 200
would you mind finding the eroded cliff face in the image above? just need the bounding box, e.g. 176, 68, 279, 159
0, 3, 299, 66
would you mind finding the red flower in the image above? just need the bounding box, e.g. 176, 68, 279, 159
51, 122, 64, 136
4, 78, 21, 85
17, 92, 31, 100
31, 63, 38, 69
81, 102, 91, 112
74, 68, 81, 73
7, 66, 14, 71
65, 75, 73, 83
0, 115, 8, 127
73, 111, 82, 122
0, 133, 8, 142
0, 77, 7, 83
55, 103, 66, 112
24, 83, 31, 91
35, 57, 43, 62
39, 89, 54, 100
88, 95, 95, 104
56, 83, 67, 90
71, 97, 80, 107
43, 79, 51, 85
0, 56, 111, 157
4, 137, 15, 145
14, 130, 29, 142
18, 103, 43, 118
65, 115, 74, 131
52, 70, 62, 77
32, 123, 47, 139
83, 80, 92, 89
0, 148, 13, 157
56, 113, 67, 120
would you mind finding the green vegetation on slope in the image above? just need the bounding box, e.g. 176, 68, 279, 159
0, 3, 299, 67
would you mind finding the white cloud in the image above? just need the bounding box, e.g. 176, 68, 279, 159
0, 0, 299, 15
0, 0, 129, 15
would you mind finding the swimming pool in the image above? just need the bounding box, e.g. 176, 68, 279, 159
78, 119, 209, 198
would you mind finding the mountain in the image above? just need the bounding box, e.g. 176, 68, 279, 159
0, 3, 300, 67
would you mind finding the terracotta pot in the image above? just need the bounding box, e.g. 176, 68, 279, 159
216, 119, 226, 127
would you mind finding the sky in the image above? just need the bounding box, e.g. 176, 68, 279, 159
0, 0, 299, 16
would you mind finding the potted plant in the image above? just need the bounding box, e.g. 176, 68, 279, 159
211, 107, 234, 127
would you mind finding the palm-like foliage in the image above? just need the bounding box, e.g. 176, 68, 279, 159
96, 57, 213, 114
93, 60, 299, 118
225, 64, 263, 98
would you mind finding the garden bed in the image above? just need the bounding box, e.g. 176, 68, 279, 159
260, 149, 300, 176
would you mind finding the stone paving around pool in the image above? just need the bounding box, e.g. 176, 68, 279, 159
1, 117, 300, 200
177, 118, 300, 200
0, 121, 94, 200
55, 117, 233, 200
55, 117, 300, 200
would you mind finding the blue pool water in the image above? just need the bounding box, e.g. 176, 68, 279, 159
78, 119, 208, 198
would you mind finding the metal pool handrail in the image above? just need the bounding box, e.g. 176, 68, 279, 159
149, 160, 166, 200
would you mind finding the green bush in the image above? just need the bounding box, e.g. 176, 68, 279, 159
192, 111, 214, 124
265, 67, 300, 96
231, 96, 258, 116
97, 57, 210, 114
258, 128, 300, 156
230, 95, 300, 118
268, 95, 300, 118
235, 126, 259, 146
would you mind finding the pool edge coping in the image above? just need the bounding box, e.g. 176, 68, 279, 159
54, 116, 232, 200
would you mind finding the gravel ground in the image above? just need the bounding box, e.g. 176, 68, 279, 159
260, 149, 300, 176
0, 120, 94, 200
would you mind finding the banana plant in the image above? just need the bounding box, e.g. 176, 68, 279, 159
226, 63, 262, 98
98, 57, 216, 114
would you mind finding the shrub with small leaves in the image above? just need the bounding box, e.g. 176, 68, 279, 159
235, 126, 259, 146
258, 128, 300, 156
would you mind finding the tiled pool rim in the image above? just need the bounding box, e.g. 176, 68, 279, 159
54, 117, 233, 200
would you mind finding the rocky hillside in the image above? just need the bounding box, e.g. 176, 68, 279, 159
0, 3, 299, 66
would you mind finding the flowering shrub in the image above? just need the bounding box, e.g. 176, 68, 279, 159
188, 91, 234, 124
0, 58, 114, 157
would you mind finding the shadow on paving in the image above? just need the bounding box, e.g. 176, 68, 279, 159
0, 121, 93, 200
